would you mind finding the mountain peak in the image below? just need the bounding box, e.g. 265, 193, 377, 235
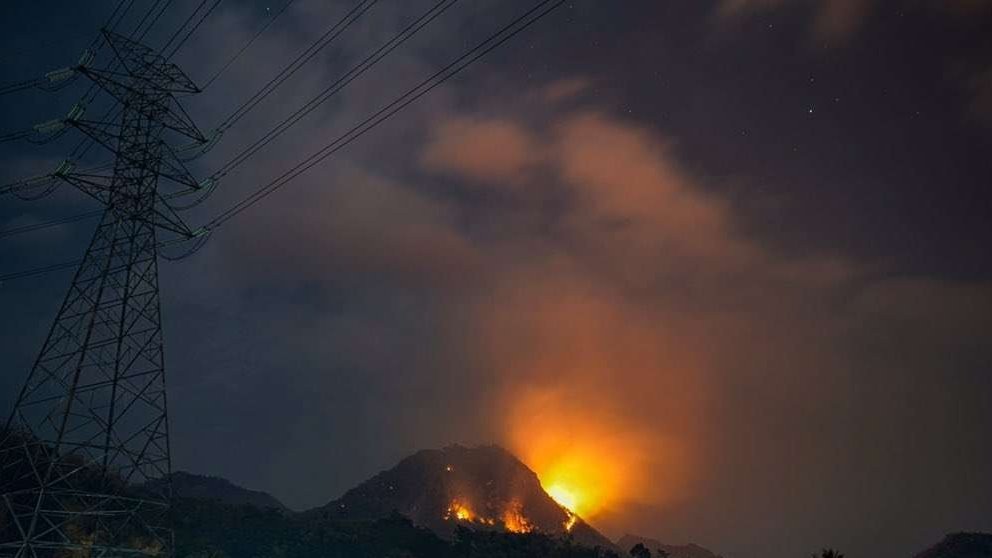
315, 444, 614, 549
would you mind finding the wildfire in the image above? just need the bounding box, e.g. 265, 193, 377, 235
563, 512, 578, 532
528, 440, 623, 519
444, 499, 537, 534
501, 501, 533, 534
444, 500, 475, 522
546, 484, 578, 512
504, 387, 687, 520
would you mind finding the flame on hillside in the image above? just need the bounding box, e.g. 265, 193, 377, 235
444, 500, 476, 522
501, 501, 533, 533
443, 499, 535, 533
563, 512, 578, 532
505, 387, 688, 520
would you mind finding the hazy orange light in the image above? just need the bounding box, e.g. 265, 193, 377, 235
504, 386, 685, 521
546, 483, 578, 512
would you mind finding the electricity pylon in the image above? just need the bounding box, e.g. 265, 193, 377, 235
1, 29, 206, 558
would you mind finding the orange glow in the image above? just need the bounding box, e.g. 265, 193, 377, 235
501, 501, 533, 533
444, 500, 475, 522
484, 274, 705, 528
547, 483, 578, 512
504, 386, 690, 520
563, 512, 578, 532
444, 499, 534, 532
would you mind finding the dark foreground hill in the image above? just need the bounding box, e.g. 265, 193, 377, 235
173, 499, 619, 558
914, 533, 992, 558
145, 471, 287, 511
311, 444, 615, 550
617, 535, 723, 558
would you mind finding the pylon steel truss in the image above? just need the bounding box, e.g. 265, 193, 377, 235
1, 30, 205, 558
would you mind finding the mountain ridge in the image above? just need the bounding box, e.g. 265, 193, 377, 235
165, 470, 288, 511
617, 534, 724, 558
310, 443, 616, 550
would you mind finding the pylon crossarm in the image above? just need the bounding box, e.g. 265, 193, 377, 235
147, 205, 195, 238
66, 119, 124, 157
160, 104, 206, 143
55, 172, 114, 206
77, 66, 145, 103
157, 145, 201, 189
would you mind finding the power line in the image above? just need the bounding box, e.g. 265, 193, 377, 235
165, 0, 224, 60
0, 76, 48, 97
131, 0, 167, 38
0, 210, 104, 240
0, 163, 113, 200
0, 233, 201, 283
161, 0, 210, 55
106, 0, 139, 33
0, 129, 32, 144
212, 0, 459, 180
216, 0, 378, 132
206, 0, 564, 230
200, 0, 297, 90
0, 259, 83, 283
137, 0, 176, 42
0, 63, 86, 98
1, 0, 565, 280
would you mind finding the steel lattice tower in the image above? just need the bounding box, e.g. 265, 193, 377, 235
1, 30, 206, 558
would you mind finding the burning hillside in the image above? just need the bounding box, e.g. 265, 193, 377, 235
311, 444, 614, 549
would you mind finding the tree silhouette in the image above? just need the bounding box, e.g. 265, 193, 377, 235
814, 549, 844, 558
630, 543, 652, 558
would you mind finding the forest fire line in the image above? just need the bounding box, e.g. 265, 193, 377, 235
443, 499, 532, 533
563, 512, 578, 532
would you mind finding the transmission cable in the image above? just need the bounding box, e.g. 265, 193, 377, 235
201, 0, 296, 89
205, 0, 564, 230
160, 0, 210, 55
0, 0, 565, 280
166, 0, 224, 60
216, 0, 378, 132
0, 234, 201, 283
212, 0, 458, 181
0, 210, 104, 240
0, 0, 134, 99
0, 260, 84, 283
131, 0, 167, 38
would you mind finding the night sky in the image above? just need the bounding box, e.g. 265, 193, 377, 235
2, 2, 991, 558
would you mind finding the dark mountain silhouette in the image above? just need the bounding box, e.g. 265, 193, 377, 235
173, 498, 618, 558
169, 444, 626, 558
145, 471, 287, 511
914, 533, 992, 558
617, 534, 724, 558
310, 444, 616, 550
